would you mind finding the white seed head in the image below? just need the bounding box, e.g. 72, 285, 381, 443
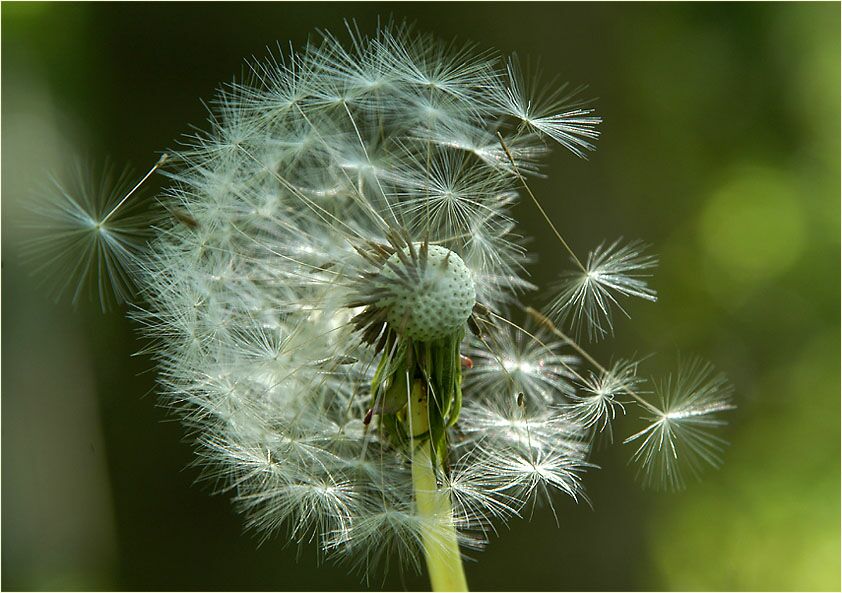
116, 23, 604, 572
379, 245, 475, 341
31, 18, 733, 583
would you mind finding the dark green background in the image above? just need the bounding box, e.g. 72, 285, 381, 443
3, 2, 840, 590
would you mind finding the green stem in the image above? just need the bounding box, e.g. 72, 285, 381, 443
409, 380, 469, 592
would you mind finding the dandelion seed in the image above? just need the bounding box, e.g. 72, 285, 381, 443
479, 444, 592, 505
443, 458, 523, 532
624, 358, 735, 490
548, 238, 658, 340
389, 149, 515, 236
494, 56, 602, 158
564, 358, 644, 439
464, 318, 578, 405
24, 157, 165, 309
459, 398, 587, 457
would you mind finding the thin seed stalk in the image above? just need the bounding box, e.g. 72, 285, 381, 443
409, 379, 468, 592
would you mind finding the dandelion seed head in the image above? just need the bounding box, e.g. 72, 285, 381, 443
378, 244, 476, 342
116, 23, 608, 573
31, 18, 734, 582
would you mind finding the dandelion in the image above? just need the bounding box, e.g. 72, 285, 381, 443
32, 21, 734, 590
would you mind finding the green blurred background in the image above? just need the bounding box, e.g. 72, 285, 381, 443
2, 2, 839, 590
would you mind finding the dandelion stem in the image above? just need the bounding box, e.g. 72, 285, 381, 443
496, 132, 587, 273
409, 380, 469, 592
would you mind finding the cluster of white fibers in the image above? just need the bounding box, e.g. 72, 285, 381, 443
23, 21, 733, 583
130, 23, 603, 576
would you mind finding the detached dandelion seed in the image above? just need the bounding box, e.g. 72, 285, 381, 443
625, 358, 735, 490
24, 155, 166, 309
548, 238, 659, 341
